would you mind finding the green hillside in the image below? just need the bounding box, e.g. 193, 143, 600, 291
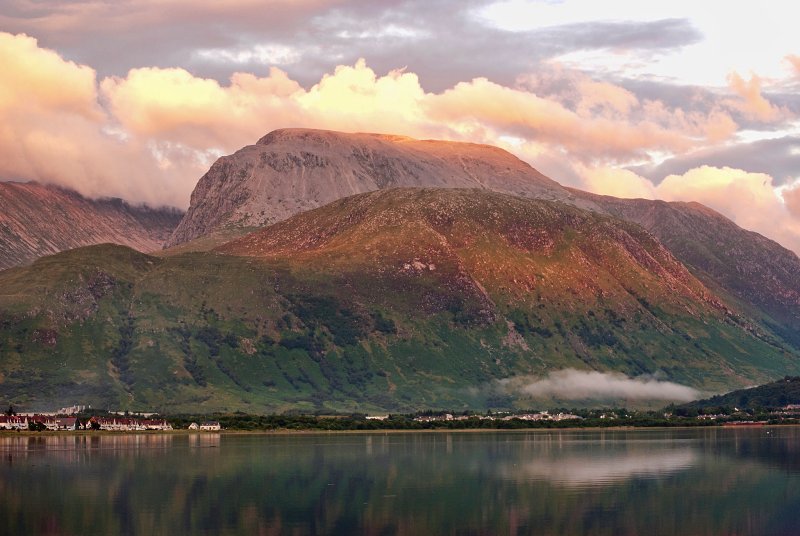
0, 189, 797, 412
678, 376, 800, 411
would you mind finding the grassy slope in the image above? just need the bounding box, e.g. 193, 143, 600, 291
0, 190, 797, 412
678, 376, 800, 411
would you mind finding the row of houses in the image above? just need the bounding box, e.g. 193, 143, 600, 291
413, 411, 581, 423
0, 415, 176, 431
0, 415, 78, 431
87, 417, 173, 431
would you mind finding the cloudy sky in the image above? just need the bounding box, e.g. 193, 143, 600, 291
2, 0, 799, 251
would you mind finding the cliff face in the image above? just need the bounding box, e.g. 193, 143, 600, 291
0, 181, 183, 270
166, 128, 590, 247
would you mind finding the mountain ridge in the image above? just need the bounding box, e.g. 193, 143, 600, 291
571, 189, 800, 346
0, 181, 183, 270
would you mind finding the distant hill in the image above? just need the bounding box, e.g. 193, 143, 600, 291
677, 377, 800, 411
0, 182, 183, 270
0, 188, 797, 413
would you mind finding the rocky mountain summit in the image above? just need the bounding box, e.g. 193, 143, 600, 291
0, 182, 183, 270
166, 128, 591, 247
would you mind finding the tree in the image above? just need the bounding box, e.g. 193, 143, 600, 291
4, 405, 14, 416
28, 420, 46, 432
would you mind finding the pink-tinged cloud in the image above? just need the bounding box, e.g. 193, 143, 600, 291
787, 55, 800, 76
783, 184, 800, 219
725, 72, 789, 123
0, 33, 99, 119
576, 165, 657, 200
425, 77, 698, 160
0, 33, 207, 207
101, 67, 305, 149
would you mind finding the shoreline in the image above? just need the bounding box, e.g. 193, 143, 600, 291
0, 423, 789, 438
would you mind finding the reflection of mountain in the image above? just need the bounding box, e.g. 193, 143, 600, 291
2, 431, 800, 535
504, 447, 698, 487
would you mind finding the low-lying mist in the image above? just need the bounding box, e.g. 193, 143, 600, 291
497, 369, 700, 403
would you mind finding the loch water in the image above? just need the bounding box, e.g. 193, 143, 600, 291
2, 427, 800, 535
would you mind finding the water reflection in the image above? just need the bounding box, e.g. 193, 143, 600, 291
0, 429, 799, 535
505, 447, 697, 487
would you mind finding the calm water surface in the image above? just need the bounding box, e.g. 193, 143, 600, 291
2, 427, 800, 535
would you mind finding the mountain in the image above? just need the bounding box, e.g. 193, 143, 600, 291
573, 191, 800, 346
0, 181, 183, 270
166, 128, 591, 247
1, 188, 796, 413
166, 128, 800, 353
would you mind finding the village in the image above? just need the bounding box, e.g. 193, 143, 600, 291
0, 405, 221, 432
0, 414, 178, 432
409, 411, 582, 423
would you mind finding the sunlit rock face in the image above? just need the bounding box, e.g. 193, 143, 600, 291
0, 182, 183, 270
166, 128, 592, 247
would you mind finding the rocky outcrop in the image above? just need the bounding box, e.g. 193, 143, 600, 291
0, 182, 183, 270
166, 128, 592, 247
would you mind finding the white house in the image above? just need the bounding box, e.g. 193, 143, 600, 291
199, 421, 221, 431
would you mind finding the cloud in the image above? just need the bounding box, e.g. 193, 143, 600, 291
425, 75, 731, 161
575, 165, 657, 199
0, 32, 99, 119
499, 369, 699, 401
724, 72, 789, 123
101, 66, 305, 149
0, 1, 704, 92
99, 53, 741, 182
788, 55, 800, 76
783, 183, 800, 219
0, 32, 209, 208
632, 136, 800, 186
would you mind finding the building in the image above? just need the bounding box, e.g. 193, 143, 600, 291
58, 405, 87, 415
0, 415, 28, 430
88, 417, 173, 431
199, 421, 221, 431
188, 422, 199, 430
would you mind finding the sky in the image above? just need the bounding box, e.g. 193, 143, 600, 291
1, 0, 799, 252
